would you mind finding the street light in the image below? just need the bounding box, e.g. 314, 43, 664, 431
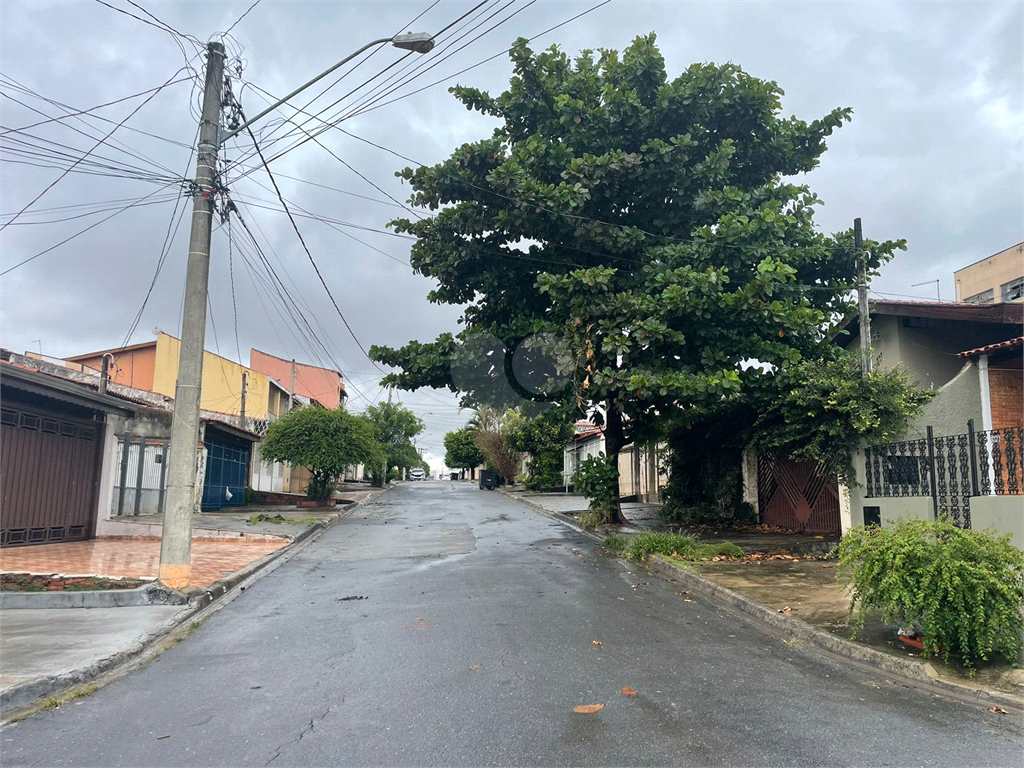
158, 33, 435, 590
218, 32, 435, 146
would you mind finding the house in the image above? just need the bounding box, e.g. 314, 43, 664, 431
65, 331, 274, 421
1, 358, 136, 547
954, 242, 1024, 304
562, 421, 667, 501
63, 333, 301, 505
838, 299, 1023, 547
249, 348, 346, 410
4, 350, 262, 530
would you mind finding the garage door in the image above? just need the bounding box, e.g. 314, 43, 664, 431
1, 401, 104, 547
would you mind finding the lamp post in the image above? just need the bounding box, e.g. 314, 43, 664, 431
158, 32, 435, 589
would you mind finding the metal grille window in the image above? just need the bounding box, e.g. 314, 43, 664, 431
1001, 276, 1024, 302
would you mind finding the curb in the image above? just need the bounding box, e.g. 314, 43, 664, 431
0, 582, 187, 610
0, 487, 389, 718
500, 489, 1024, 712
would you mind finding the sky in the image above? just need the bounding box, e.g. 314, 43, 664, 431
1, 0, 1022, 472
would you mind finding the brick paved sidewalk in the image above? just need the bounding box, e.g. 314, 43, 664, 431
0, 537, 288, 588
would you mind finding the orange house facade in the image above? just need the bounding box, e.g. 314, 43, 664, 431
249, 348, 346, 410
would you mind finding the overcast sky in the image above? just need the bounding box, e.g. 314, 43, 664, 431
1, 0, 1021, 470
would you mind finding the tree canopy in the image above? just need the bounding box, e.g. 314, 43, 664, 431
362, 402, 425, 484
259, 406, 382, 502
444, 426, 485, 471
371, 34, 904, 523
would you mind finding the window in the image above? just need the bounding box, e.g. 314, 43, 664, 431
1000, 276, 1024, 302
962, 288, 994, 304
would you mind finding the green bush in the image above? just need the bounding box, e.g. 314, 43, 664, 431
623, 531, 743, 561
573, 454, 619, 523
835, 518, 1024, 668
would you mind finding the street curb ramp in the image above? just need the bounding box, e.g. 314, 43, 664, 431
500, 488, 1024, 713
0, 487, 389, 719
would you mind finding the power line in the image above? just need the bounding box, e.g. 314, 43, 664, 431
223, 0, 262, 36
0, 182, 180, 276
0, 66, 190, 230
239, 114, 384, 372
225, 0, 490, 170
0, 76, 195, 141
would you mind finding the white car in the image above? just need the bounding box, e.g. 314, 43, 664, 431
409, 468, 426, 481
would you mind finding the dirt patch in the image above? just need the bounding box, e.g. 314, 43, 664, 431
1, 573, 148, 592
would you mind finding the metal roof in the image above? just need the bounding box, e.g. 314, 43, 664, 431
0, 362, 138, 416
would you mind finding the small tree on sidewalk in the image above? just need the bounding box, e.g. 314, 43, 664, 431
259, 406, 383, 503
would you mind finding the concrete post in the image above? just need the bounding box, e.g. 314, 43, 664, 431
159, 41, 225, 590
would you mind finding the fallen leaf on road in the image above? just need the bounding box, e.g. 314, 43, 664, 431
621, 687, 637, 696
470, 665, 480, 671
592, 640, 602, 646
573, 704, 604, 713
414, 617, 430, 630
779, 606, 793, 614
987, 706, 1008, 714
821, 564, 834, 569
683, 598, 694, 603
674, 591, 690, 596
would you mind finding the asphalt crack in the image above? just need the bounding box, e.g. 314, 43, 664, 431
264, 705, 334, 765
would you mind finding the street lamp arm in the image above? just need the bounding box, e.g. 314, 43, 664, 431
219, 37, 393, 145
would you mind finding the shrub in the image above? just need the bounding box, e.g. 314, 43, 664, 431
835, 518, 1024, 668
573, 454, 619, 523
623, 531, 743, 561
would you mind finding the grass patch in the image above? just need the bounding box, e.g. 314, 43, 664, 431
603, 534, 627, 551
623, 532, 743, 561
577, 510, 603, 530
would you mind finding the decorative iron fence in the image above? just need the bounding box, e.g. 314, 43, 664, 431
864, 422, 1023, 529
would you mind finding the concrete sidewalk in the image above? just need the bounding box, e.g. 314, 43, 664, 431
0, 487, 383, 716
507, 489, 1024, 706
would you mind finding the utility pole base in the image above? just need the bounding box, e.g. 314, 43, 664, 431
159, 564, 191, 590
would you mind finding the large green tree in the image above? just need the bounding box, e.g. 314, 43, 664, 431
259, 406, 382, 503
443, 426, 485, 473
371, 34, 903, 523
362, 402, 425, 485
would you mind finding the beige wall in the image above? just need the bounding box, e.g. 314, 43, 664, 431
954, 243, 1024, 303
152, 333, 271, 418
971, 496, 1024, 550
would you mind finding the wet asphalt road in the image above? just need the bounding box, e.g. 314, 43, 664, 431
3, 482, 1022, 767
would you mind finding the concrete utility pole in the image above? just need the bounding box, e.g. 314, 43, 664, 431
239, 371, 248, 428
159, 42, 225, 590
288, 359, 296, 412
855, 217, 872, 376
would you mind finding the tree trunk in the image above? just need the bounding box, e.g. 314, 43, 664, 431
604, 401, 629, 525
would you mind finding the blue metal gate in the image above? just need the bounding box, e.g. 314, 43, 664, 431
202, 428, 250, 510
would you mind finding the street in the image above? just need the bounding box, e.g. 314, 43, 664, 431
3, 482, 1021, 767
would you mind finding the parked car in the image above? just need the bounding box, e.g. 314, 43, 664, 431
409, 468, 425, 481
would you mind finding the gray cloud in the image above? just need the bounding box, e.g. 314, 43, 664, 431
2, 0, 1021, 467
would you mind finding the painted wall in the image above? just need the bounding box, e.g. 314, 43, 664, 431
250, 349, 345, 410
954, 242, 1024, 302
153, 333, 271, 418
971, 496, 1024, 550
69, 346, 157, 390
903, 361, 982, 440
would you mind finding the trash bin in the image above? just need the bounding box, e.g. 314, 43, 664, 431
479, 469, 497, 490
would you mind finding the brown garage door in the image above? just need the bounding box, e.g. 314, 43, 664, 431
1, 402, 104, 547
757, 456, 841, 534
